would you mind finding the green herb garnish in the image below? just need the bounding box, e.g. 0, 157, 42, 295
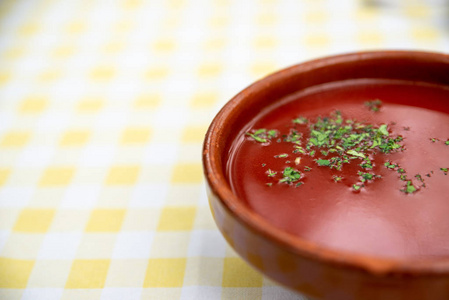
353, 184, 362, 191
293, 117, 308, 125
279, 167, 302, 184
403, 180, 417, 194
316, 159, 331, 166
246, 128, 277, 143
247, 101, 448, 195
365, 99, 382, 112
333, 175, 343, 182
267, 169, 277, 177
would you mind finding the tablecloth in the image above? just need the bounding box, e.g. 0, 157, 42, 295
0, 0, 448, 299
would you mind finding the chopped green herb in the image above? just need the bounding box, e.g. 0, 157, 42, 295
358, 172, 374, 182
385, 161, 397, 169
415, 174, 424, 182
266, 183, 273, 187
360, 159, 373, 170
246, 129, 276, 143
365, 99, 382, 112
293, 146, 306, 154
446, 140, 449, 145
292, 117, 308, 125
279, 167, 302, 184
316, 159, 331, 166
347, 149, 365, 159
284, 131, 302, 143
267, 130, 277, 138
403, 181, 417, 194
333, 175, 343, 182
378, 124, 389, 136
267, 169, 277, 177
353, 184, 362, 191
246, 102, 444, 194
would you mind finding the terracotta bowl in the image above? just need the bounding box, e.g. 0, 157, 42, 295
202, 51, 449, 300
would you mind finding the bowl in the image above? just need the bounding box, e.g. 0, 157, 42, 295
202, 51, 449, 300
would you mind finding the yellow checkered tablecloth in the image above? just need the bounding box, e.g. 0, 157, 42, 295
0, 0, 448, 299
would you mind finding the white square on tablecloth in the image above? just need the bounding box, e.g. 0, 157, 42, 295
60, 185, 102, 209
21, 288, 64, 300
111, 231, 154, 259
142, 143, 178, 164
129, 184, 168, 208
0, 186, 34, 207
79, 145, 115, 167
100, 288, 143, 300
37, 232, 82, 259
188, 229, 227, 257
16, 146, 56, 168
261, 286, 309, 300
180, 286, 222, 300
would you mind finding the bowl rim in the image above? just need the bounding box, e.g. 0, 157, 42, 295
203, 50, 449, 276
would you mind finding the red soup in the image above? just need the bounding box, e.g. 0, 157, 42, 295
227, 79, 449, 259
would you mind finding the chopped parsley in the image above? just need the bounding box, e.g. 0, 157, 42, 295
292, 117, 308, 125
316, 159, 331, 166
246, 128, 278, 143
249, 102, 448, 195
279, 167, 302, 184
365, 99, 382, 112
267, 169, 277, 177
333, 175, 343, 182
403, 180, 417, 194
353, 184, 362, 191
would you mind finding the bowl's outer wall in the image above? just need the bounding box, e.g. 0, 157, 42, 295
208, 185, 449, 300
203, 51, 449, 300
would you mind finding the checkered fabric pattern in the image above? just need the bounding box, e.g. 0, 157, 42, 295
0, 0, 448, 299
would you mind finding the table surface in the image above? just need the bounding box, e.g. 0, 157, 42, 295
0, 0, 448, 299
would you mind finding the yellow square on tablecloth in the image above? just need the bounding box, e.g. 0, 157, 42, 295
0, 258, 35, 288
143, 258, 186, 287
13, 209, 55, 233
65, 259, 110, 289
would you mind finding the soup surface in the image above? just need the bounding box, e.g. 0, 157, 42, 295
227, 79, 449, 258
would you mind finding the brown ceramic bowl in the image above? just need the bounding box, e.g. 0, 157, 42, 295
202, 51, 449, 300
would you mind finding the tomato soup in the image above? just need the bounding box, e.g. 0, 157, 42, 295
226, 79, 449, 259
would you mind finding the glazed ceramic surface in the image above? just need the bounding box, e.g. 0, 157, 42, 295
203, 51, 449, 300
